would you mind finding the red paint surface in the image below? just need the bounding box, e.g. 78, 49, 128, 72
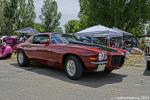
17, 33, 125, 71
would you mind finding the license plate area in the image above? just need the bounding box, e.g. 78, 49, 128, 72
96, 65, 105, 72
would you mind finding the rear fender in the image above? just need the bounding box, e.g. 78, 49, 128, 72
3, 46, 13, 55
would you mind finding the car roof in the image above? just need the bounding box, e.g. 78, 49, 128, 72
36, 32, 62, 36
38, 33, 52, 35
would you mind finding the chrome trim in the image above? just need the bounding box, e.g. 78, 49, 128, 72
91, 61, 107, 65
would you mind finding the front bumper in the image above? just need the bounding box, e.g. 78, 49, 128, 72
91, 61, 107, 65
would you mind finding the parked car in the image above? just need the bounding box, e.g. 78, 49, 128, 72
3, 36, 19, 48
16, 33, 126, 80
0, 37, 13, 59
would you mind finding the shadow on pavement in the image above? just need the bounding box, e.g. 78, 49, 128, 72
11, 63, 127, 88
143, 69, 150, 76
0, 57, 12, 60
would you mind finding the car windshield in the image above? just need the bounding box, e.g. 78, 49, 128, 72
62, 34, 79, 42
51, 34, 69, 44
62, 34, 90, 43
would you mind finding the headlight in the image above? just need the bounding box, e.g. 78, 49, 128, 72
98, 52, 106, 61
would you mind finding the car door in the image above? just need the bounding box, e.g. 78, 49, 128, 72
32, 34, 52, 61
23, 34, 52, 63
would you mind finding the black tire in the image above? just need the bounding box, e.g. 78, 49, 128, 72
17, 50, 30, 67
146, 61, 150, 70
6, 53, 12, 58
65, 56, 84, 80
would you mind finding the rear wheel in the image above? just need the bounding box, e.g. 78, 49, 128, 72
146, 61, 150, 70
65, 56, 84, 80
17, 50, 30, 67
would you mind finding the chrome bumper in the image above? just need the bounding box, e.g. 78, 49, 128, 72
91, 61, 107, 65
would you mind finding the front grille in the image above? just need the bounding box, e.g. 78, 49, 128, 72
111, 55, 125, 66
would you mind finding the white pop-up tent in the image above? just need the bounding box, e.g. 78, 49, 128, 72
76, 25, 124, 47
112, 27, 133, 36
76, 25, 122, 38
15, 27, 39, 35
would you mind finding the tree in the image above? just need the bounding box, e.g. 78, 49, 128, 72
40, 0, 62, 32
0, 0, 36, 35
2, 0, 18, 34
54, 27, 63, 33
16, 0, 36, 29
33, 23, 45, 33
0, 0, 4, 34
65, 20, 81, 33
33, 23, 63, 33
130, 24, 145, 38
25, 0, 36, 27
79, 0, 150, 37
15, 0, 26, 29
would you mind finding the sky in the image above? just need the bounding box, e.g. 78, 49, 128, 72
34, 0, 80, 29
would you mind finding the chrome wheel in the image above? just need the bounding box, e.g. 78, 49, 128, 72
17, 50, 29, 67
18, 52, 24, 65
66, 60, 76, 76
65, 56, 84, 80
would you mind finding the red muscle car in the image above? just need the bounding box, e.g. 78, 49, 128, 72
16, 33, 126, 80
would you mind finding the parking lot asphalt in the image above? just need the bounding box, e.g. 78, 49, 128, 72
0, 59, 150, 100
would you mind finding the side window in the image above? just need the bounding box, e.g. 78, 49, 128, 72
32, 35, 50, 44
51, 35, 56, 44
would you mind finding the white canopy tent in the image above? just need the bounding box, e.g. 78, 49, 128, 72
76, 25, 122, 38
15, 27, 39, 35
76, 25, 124, 47
112, 27, 133, 36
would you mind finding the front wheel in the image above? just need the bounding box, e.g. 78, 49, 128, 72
65, 56, 84, 80
146, 61, 150, 70
17, 50, 30, 67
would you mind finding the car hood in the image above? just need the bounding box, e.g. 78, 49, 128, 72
63, 41, 124, 55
